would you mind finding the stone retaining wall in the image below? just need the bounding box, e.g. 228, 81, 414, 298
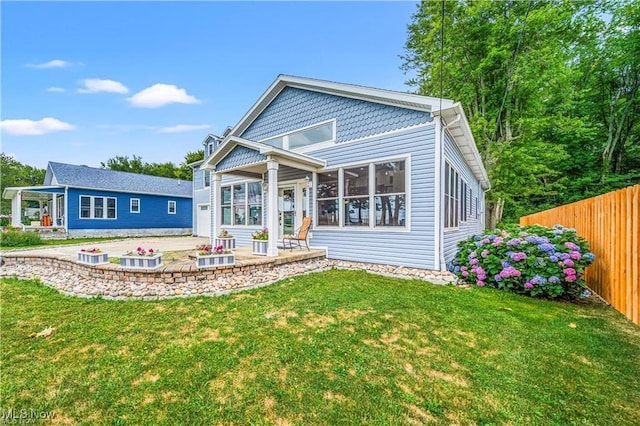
0, 253, 458, 300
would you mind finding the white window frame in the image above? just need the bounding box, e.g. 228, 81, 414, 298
130, 198, 140, 214
442, 160, 461, 231
460, 180, 468, 223
313, 155, 410, 232
168, 200, 177, 215
79, 195, 117, 220
220, 180, 263, 227
259, 119, 336, 153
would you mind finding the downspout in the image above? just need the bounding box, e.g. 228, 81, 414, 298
434, 117, 445, 271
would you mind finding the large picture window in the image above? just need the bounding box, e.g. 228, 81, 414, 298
221, 181, 262, 226
316, 159, 407, 229
79, 195, 117, 219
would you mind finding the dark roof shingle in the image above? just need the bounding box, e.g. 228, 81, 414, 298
46, 162, 192, 198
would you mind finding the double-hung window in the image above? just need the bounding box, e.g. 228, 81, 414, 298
130, 198, 140, 213
79, 195, 117, 219
220, 181, 262, 226
444, 162, 459, 229
460, 180, 468, 222
168, 201, 176, 214
204, 170, 210, 188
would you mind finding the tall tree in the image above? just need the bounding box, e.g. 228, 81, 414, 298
0, 154, 46, 215
101, 150, 205, 181
403, 0, 594, 227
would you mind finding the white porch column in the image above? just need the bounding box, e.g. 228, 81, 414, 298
267, 159, 279, 257
12, 191, 22, 227
51, 194, 58, 226
211, 172, 222, 245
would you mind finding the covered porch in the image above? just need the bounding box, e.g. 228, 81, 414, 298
203, 137, 326, 257
2, 186, 67, 233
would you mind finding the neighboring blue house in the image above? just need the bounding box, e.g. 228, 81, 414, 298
197, 75, 490, 271
3, 162, 192, 237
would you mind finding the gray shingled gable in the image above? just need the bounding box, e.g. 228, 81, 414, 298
46, 162, 192, 197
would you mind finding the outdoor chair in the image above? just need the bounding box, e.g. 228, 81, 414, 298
282, 217, 312, 251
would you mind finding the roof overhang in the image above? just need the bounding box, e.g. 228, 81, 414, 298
229, 74, 455, 138
434, 103, 491, 190
203, 136, 326, 176
2, 186, 64, 200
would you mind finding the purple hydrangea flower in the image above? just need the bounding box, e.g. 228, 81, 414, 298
538, 243, 555, 252
481, 249, 490, 258
548, 276, 560, 284
565, 242, 579, 251
549, 255, 559, 263
494, 274, 502, 283
524, 282, 533, 289
564, 259, 575, 267
507, 238, 522, 246
569, 251, 582, 260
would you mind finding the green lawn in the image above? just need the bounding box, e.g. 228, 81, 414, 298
0, 236, 123, 251
2, 271, 639, 425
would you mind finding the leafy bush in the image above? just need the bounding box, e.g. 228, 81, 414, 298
448, 224, 595, 300
0, 229, 42, 247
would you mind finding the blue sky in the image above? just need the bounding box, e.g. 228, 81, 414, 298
1, 1, 419, 170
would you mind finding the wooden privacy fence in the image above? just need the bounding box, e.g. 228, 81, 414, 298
520, 185, 639, 325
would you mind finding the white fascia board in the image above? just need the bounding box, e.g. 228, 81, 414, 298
228, 74, 455, 139
2, 185, 63, 199
205, 136, 325, 172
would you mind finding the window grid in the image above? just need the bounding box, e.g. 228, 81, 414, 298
168, 201, 176, 214
79, 195, 117, 219
220, 181, 262, 226
316, 159, 407, 228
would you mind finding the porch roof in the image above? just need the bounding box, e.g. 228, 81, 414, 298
2, 186, 65, 200
202, 136, 326, 177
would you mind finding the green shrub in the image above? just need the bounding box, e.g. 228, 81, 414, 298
0, 229, 42, 247
448, 224, 595, 300
0, 217, 10, 227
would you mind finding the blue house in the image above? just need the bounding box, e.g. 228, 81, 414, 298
195, 75, 490, 270
3, 162, 192, 237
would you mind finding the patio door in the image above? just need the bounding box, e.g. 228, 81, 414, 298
278, 180, 309, 238
278, 186, 296, 238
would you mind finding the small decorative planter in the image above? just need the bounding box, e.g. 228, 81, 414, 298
214, 237, 236, 250
252, 239, 268, 256
120, 253, 163, 269
77, 251, 109, 265
195, 252, 235, 268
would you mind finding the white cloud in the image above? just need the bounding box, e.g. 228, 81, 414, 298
47, 87, 66, 93
0, 117, 76, 136
127, 84, 200, 108
77, 78, 129, 94
158, 124, 211, 134
26, 59, 73, 69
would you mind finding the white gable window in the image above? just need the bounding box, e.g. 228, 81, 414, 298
130, 198, 140, 213
262, 120, 335, 152
79, 195, 117, 219
168, 200, 176, 214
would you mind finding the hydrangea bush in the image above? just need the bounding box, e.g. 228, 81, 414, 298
448, 224, 595, 300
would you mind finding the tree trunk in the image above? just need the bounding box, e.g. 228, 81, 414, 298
485, 198, 504, 230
